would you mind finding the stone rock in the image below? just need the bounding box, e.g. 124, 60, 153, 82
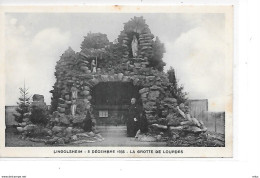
23, 118, 30, 123
65, 127, 73, 135
55, 132, 64, 138
17, 127, 24, 132
52, 126, 64, 133
71, 139, 95, 144
71, 135, 78, 141
32, 94, 44, 102
169, 126, 184, 131
108, 75, 115, 81
183, 126, 203, 133
84, 86, 90, 90
138, 135, 157, 142
29, 138, 46, 143
53, 111, 60, 118
54, 118, 60, 122
101, 75, 109, 82
148, 91, 160, 100
122, 76, 130, 82
82, 90, 90, 96
147, 119, 157, 125
63, 137, 70, 144
156, 135, 162, 141
24, 124, 38, 131
59, 103, 67, 108
161, 110, 168, 117
143, 101, 156, 110
20, 122, 27, 127
58, 98, 65, 104
83, 99, 90, 104
76, 133, 91, 138
164, 98, 177, 104
139, 88, 149, 94
50, 117, 55, 122
65, 101, 72, 105
95, 133, 103, 139
117, 73, 124, 80
86, 73, 94, 78
150, 85, 161, 90
57, 107, 65, 113
65, 95, 70, 100
141, 92, 148, 98
87, 131, 95, 137
134, 63, 141, 68
72, 115, 85, 124
80, 66, 89, 71
42, 128, 52, 136
60, 116, 70, 125
56, 138, 65, 145
167, 114, 183, 126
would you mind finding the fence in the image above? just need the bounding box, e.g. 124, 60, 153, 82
198, 111, 225, 134
187, 99, 225, 134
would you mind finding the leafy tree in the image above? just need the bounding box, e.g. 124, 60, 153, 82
167, 67, 188, 103
149, 37, 166, 71
13, 83, 31, 123
81, 32, 110, 50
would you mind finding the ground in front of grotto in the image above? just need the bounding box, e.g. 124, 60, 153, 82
5, 125, 224, 147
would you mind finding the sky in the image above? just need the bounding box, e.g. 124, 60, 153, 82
5, 13, 226, 111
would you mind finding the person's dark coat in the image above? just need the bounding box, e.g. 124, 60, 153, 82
83, 111, 93, 132
139, 111, 148, 133
127, 104, 140, 137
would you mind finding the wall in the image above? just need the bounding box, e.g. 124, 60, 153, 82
187, 99, 208, 118
5, 106, 18, 126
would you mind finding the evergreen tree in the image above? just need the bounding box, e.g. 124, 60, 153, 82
13, 83, 31, 123
50, 86, 60, 113
167, 67, 177, 86
167, 67, 188, 103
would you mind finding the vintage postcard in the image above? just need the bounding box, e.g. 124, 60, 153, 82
0, 5, 233, 158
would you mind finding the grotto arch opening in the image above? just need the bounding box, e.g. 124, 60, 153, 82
91, 81, 141, 126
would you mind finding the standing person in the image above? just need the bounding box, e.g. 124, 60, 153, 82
127, 98, 140, 137
83, 110, 93, 132
135, 110, 148, 138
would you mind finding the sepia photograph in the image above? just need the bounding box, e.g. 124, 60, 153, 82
0, 6, 233, 157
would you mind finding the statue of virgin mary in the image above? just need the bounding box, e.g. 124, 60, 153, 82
131, 35, 138, 57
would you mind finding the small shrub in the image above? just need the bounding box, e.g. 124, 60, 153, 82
30, 105, 48, 125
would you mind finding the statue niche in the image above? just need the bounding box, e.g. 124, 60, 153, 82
70, 86, 78, 116
131, 35, 138, 57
